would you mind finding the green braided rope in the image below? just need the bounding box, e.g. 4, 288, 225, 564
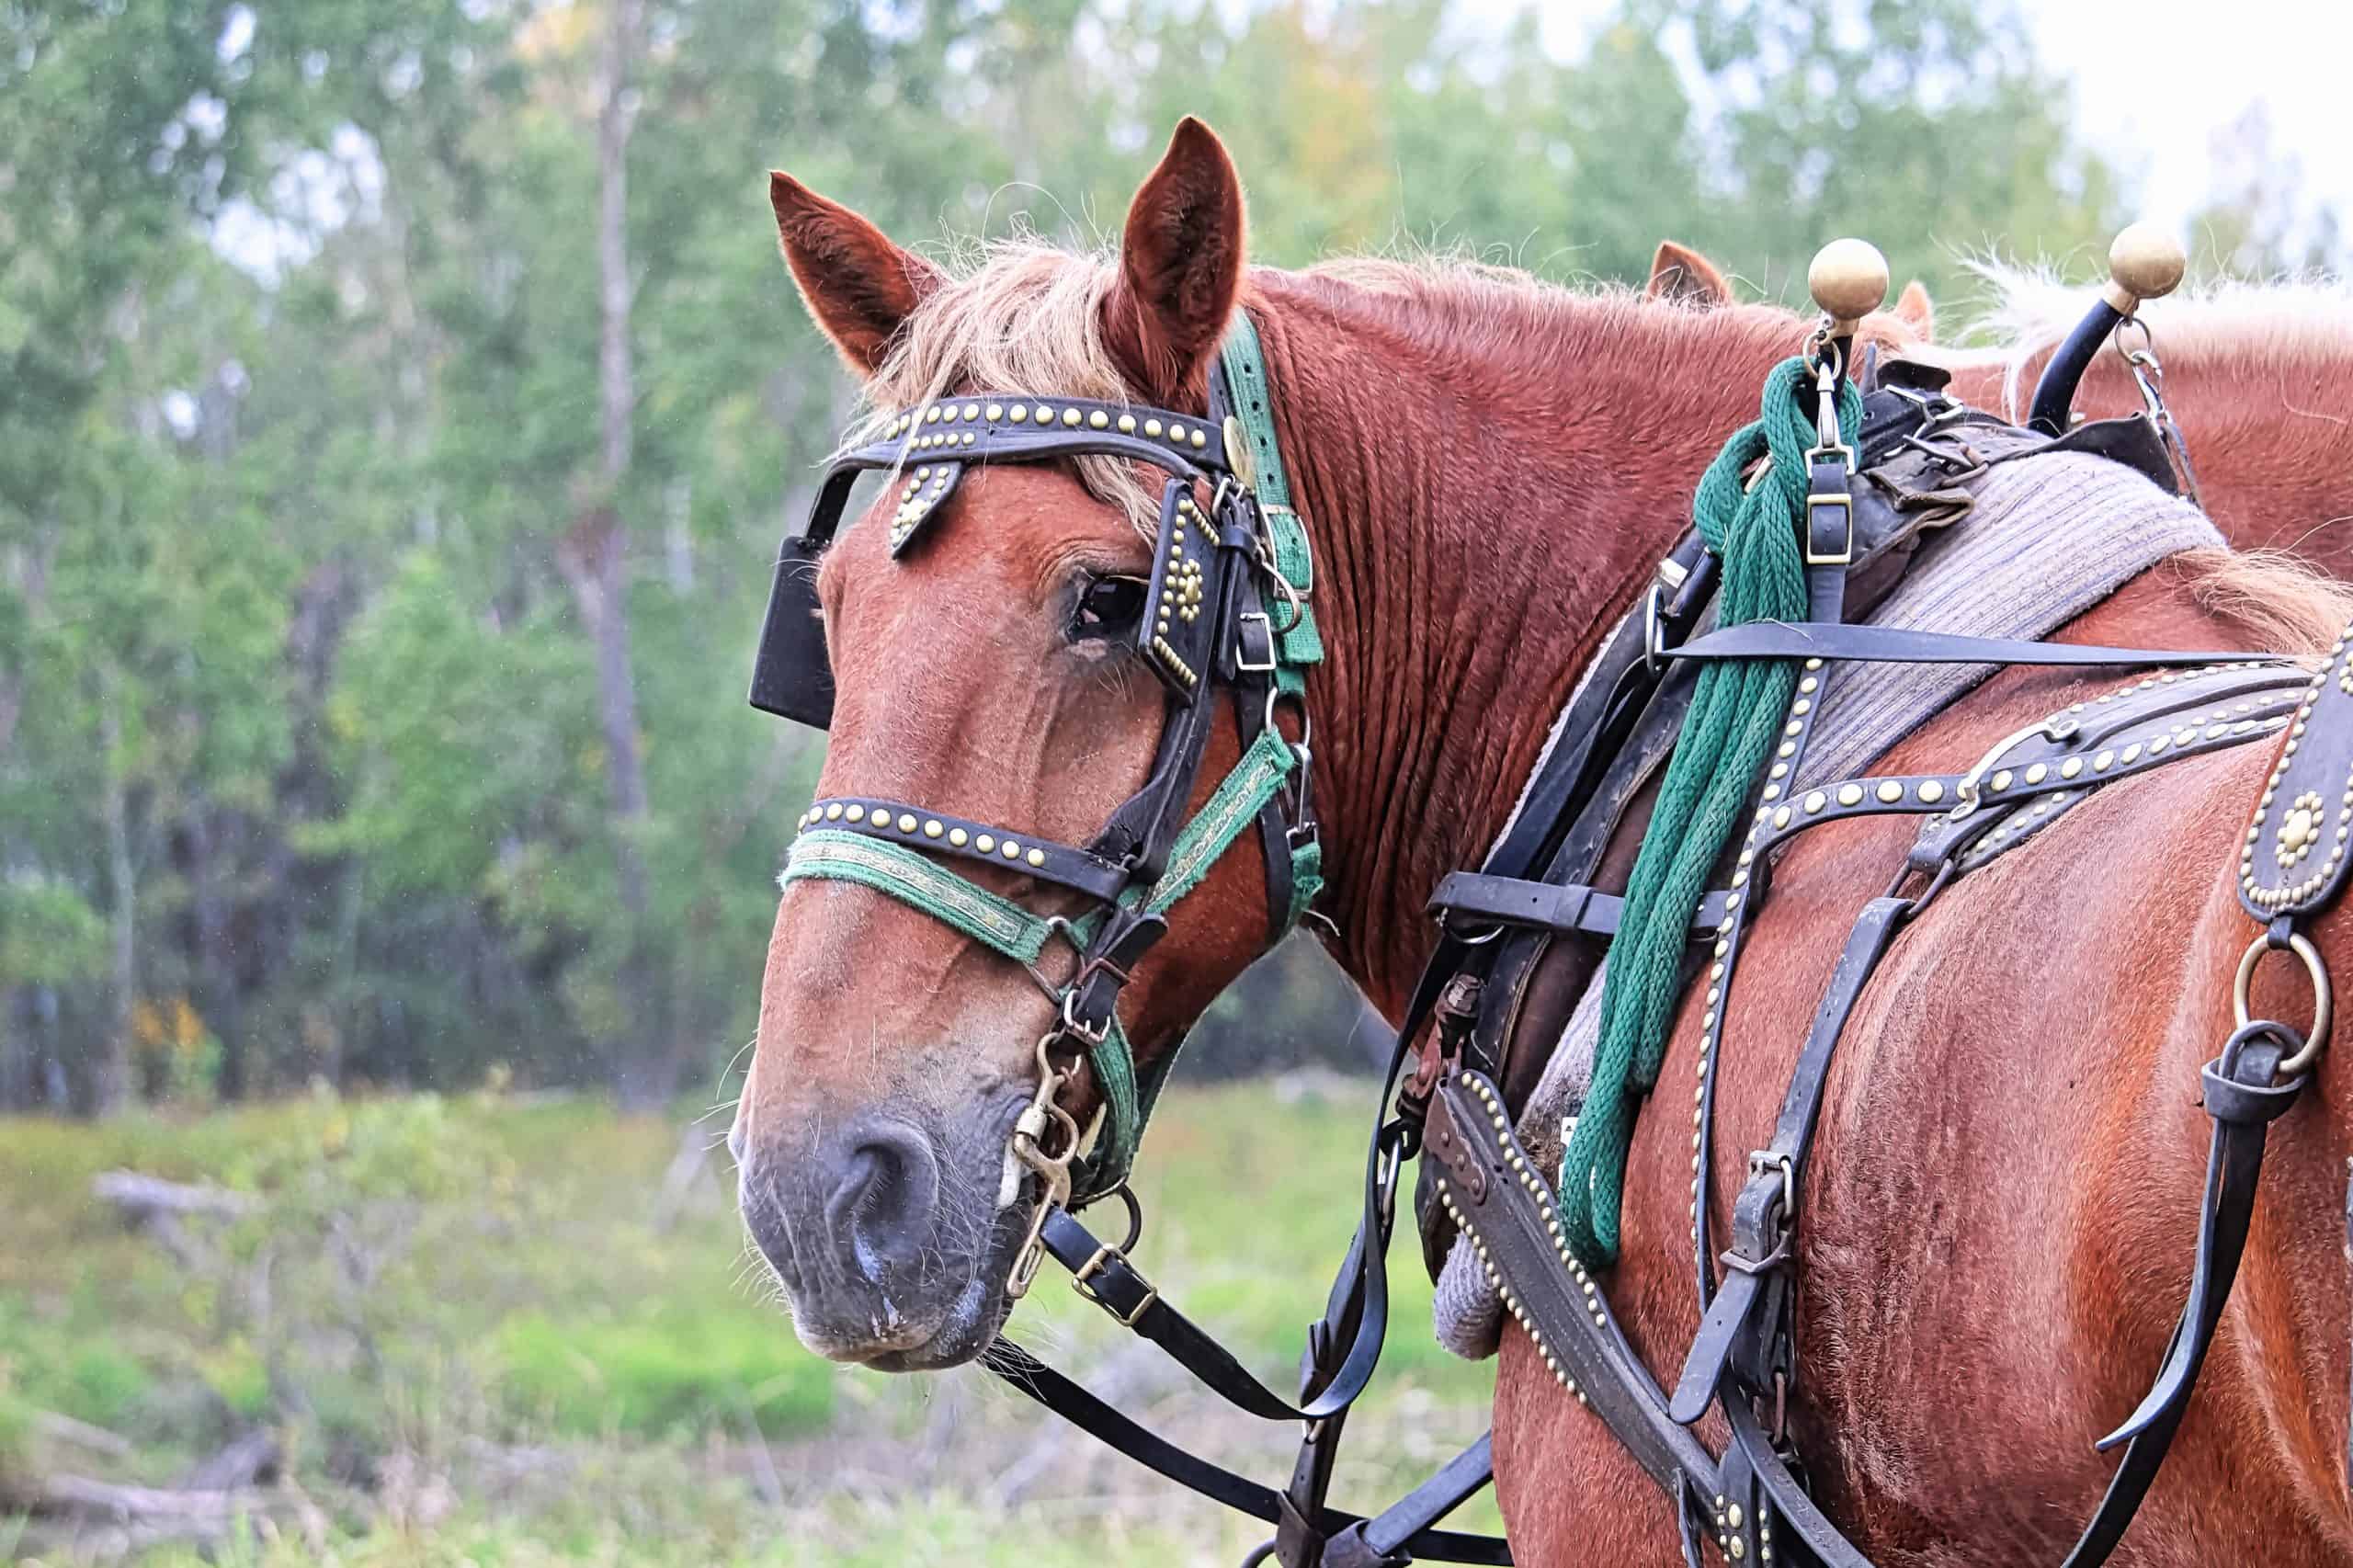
1555, 357, 1861, 1267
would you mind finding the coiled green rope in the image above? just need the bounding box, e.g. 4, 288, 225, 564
1555, 356, 1861, 1267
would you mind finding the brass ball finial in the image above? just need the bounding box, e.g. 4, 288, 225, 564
2103, 222, 2187, 314
1807, 238, 1890, 334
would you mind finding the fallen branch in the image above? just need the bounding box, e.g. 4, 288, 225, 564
10, 1514, 237, 1564
0, 1470, 263, 1522
28, 1410, 135, 1460
177, 1426, 280, 1492
91, 1171, 258, 1222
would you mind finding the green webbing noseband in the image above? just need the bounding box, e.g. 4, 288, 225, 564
768, 314, 1322, 1204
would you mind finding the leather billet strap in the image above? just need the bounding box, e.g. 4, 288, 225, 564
984, 1340, 1511, 1565
1671, 894, 1909, 1424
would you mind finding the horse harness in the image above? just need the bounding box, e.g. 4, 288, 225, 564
1407, 338, 2338, 1565
748, 301, 2337, 1565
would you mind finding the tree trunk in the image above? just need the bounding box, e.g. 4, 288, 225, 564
95, 674, 135, 1116
188, 811, 245, 1100
560, 0, 665, 1108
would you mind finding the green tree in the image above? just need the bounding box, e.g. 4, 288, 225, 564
1666, 0, 2121, 301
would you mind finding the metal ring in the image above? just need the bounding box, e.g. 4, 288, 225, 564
2113, 314, 2155, 364
2234, 932, 2332, 1077
1802, 332, 1844, 382
1103, 1180, 1145, 1255
1262, 686, 1313, 751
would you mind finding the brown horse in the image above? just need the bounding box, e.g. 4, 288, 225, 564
1654, 248, 2353, 580
734, 119, 2353, 1562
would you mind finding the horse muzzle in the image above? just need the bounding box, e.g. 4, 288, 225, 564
737, 1087, 1033, 1369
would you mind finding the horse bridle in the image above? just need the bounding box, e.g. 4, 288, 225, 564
750, 317, 1529, 1564
751, 318, 1331, 1254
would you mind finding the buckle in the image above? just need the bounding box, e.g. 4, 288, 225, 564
1802, 488, 1853, 566
1235, 609, 1277, 673
1071, 1244, 1158, 1326
1059, 985, 1113, 1046
1747, 1149, 1796, 1220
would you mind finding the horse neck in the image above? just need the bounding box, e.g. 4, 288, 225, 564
1942, 333, 2353, 571
2082, 345, 2353, 562
1247, 272, 1799, 1015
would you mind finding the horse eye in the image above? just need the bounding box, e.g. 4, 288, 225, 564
1071, 574, 1147, 642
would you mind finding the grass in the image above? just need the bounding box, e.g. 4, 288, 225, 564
0, 1080, 1502, 1564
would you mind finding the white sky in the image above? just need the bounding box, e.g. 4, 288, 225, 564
1467, 0, 2353, 241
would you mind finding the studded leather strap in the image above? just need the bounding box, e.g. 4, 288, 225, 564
2240, 628, 2353, 919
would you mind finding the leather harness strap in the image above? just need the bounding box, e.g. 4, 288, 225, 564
985, 1341, 1512, 1565
1400, 354, 2331, 1567
1666, 620, 2270, 668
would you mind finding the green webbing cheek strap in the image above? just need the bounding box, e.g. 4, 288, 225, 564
1218, 314, 1326, 933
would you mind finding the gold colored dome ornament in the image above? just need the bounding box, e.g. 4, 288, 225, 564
1807, 238, 1890, 335
2103, 222, 2187, 314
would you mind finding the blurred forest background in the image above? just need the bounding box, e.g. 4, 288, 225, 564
9, 0, 2340, 1119
6, 0, 2348, 1562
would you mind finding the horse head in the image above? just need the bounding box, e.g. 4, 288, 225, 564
733, 120, 1288, 1369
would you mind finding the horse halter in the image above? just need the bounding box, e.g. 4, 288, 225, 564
748, 316, 1325, 1278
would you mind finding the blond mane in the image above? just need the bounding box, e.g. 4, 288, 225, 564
853, 239, 1784, 529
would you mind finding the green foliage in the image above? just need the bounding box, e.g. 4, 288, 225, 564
0, 875, 108, 989
0, 1084, 1496, 1562
494, 1310, 832, 1439
0, 0, 2156, 1112
1666, 0, 2122, 298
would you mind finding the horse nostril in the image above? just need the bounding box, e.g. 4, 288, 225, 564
824, 1118, 940, 1282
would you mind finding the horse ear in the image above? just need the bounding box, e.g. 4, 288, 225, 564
767, 171, 944, 377
1893, 278, 1936, 340
1645, 241, 1731, 307
1103, 117, 1247, 401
